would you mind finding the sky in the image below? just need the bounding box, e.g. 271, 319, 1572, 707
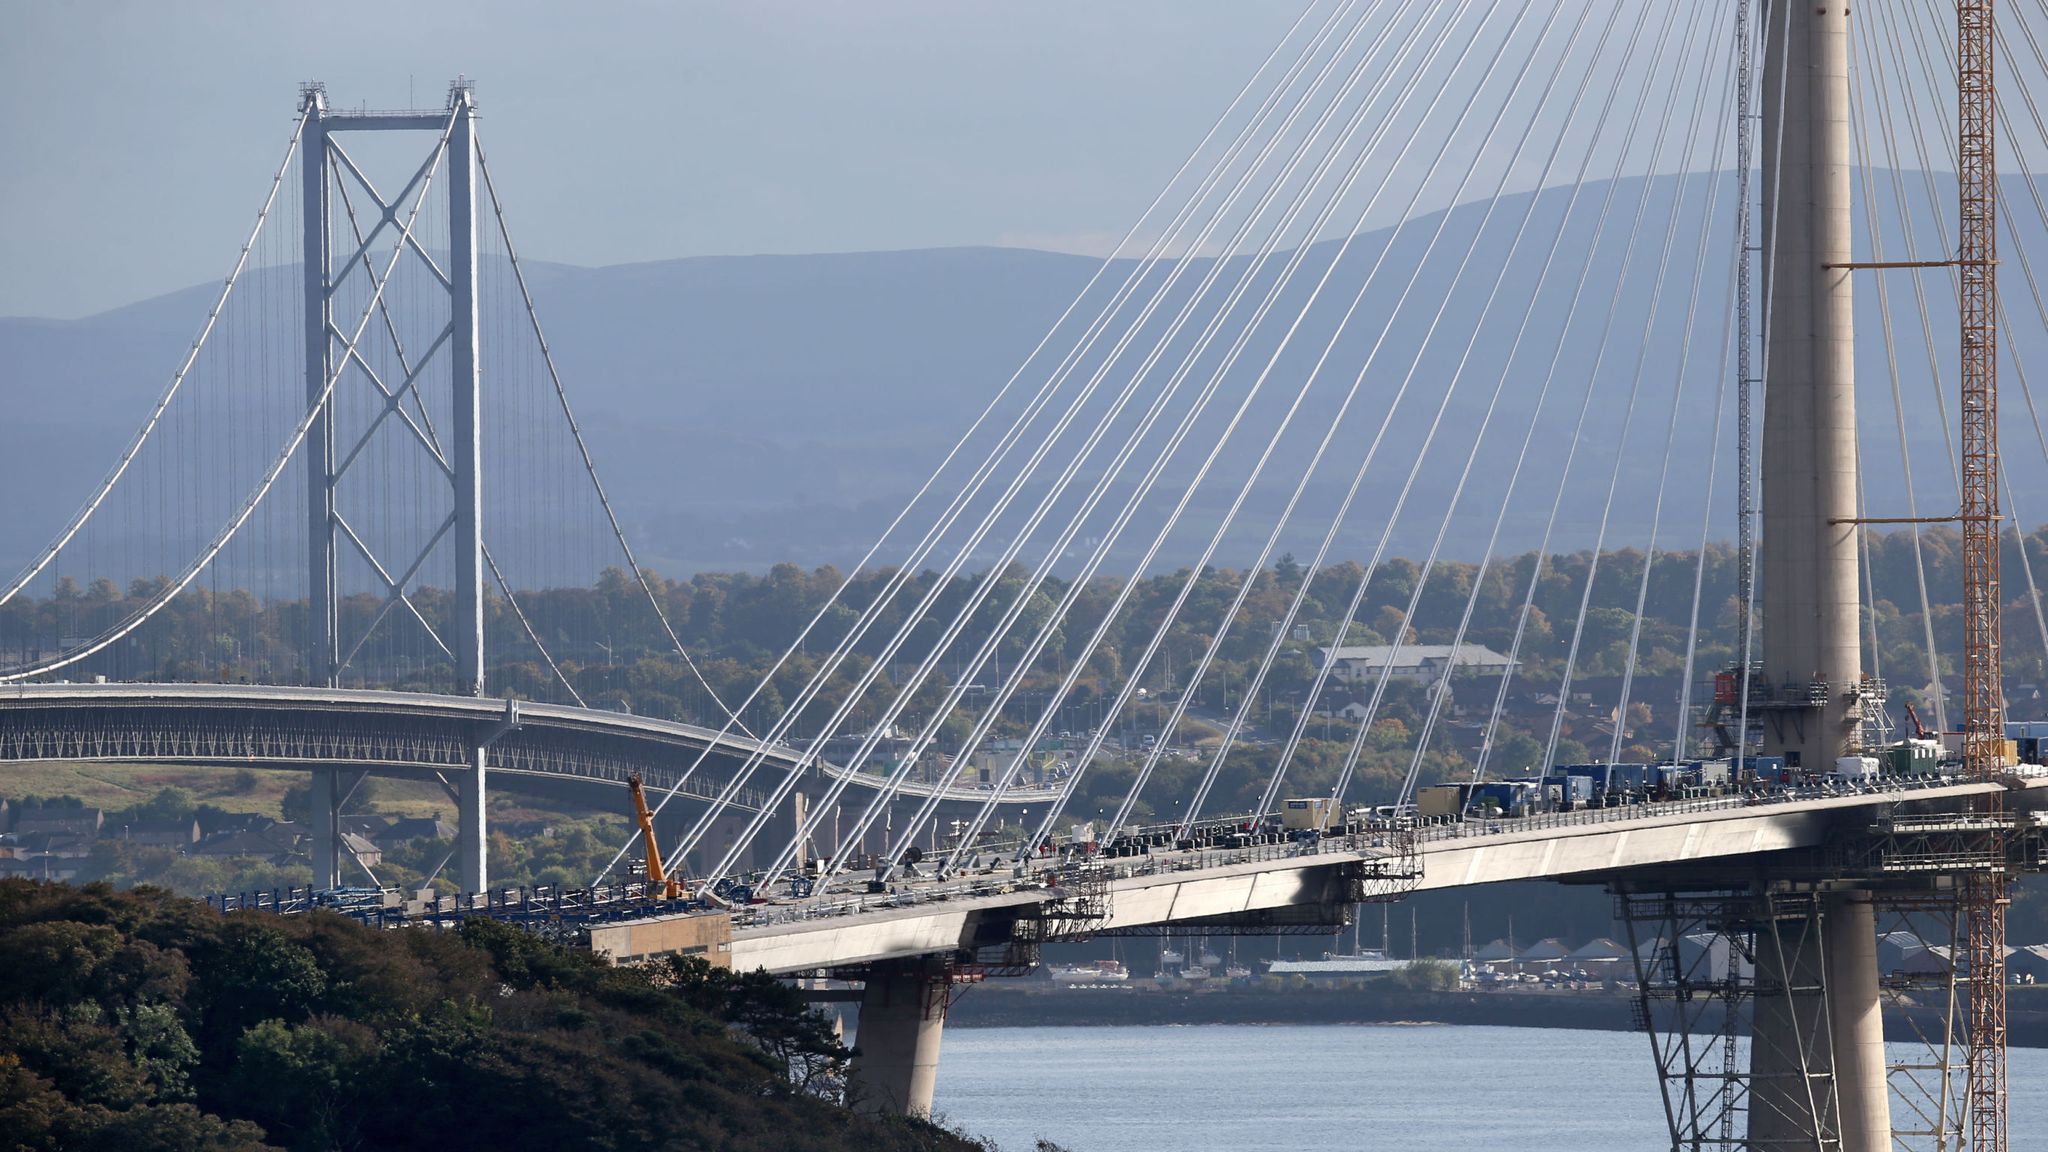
0, 1, 1303, 319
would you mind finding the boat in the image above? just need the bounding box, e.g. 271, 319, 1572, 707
1048, 960, 1130, 984
1160, 946, 1185, 965
1224, 964, 1253, 980
1179, 965, 1211, 981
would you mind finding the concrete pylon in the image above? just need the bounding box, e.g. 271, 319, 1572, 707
1759, 0, 1862, 771
849, 958, 950, 1116
1826, 891, 1891, 1152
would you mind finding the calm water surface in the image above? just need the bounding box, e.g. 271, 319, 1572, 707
934, 1024, 2048, 1152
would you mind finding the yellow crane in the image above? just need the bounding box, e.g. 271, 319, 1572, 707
626, 774, 685, 900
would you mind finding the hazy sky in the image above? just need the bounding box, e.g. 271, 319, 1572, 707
0, 2, 1302, 318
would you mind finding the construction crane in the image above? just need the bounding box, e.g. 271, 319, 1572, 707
627, 774, 686, 901
1956, 0, 2009, 1147
1902, 699, 1934, 741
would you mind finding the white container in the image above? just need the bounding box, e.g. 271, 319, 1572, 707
1833, 755, 1881, 782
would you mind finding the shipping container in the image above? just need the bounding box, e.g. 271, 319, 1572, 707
1281, 797, 1339, 831
1417, 784, 1470, 819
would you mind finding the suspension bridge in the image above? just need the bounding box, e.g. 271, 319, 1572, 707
6, 0, 2048, 1145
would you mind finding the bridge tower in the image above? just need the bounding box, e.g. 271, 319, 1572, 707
1756, 3, 1863, 777
298, 81, 491, 891
1749, 5, 1891, 1147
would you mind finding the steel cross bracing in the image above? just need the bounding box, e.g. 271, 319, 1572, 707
301, 82, 485, 694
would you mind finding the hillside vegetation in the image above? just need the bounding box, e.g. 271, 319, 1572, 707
0, 880, 983, 1152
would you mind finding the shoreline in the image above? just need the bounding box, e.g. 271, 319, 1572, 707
945, 983, 2048, 1047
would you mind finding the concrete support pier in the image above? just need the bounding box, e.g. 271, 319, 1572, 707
1826, 891, 1891, 1152
1759, 0, 1862, 771
457, 750, 488, 893
1744, 890, 1891, 1150
309, 766, 341, 890
849, 958, 950, 1116
1748, 898, 1835, 1147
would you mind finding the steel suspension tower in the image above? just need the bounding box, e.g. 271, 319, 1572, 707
1957, 0, 2010, 1146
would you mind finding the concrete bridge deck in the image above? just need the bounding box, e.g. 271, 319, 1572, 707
724, 770, 2048, 975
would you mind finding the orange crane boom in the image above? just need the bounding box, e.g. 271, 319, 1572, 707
627, 774, 685, 900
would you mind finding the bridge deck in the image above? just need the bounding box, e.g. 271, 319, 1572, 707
0, 682, 1058, 808
725, 772, 2048, 974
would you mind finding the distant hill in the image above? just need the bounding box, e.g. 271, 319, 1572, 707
4, 170, 2044, 579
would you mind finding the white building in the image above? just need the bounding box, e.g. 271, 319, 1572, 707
1313, 643, 1515, 684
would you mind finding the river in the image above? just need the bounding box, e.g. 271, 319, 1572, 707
933, 1024, 2048, 1152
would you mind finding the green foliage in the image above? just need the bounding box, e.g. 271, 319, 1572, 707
1385, 958, 1463, 992
0, 880, 982, 1152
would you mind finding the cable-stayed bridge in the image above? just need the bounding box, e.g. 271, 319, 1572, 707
7, 0, 2048, 1145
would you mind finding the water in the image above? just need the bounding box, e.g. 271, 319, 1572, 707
934, 1024, 2048, 1152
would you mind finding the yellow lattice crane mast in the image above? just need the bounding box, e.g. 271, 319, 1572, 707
627, 774, 686, 901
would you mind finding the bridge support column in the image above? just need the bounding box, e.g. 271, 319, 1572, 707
1748, 897, 1832, 1146
457, 750, 488, 893
308, 767, 341, 890
1826, 890, 1891, 1152
849, 958, 950, 1117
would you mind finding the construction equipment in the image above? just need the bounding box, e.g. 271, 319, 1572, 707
1903, 699, 1933, 741
627, 774, 686, 900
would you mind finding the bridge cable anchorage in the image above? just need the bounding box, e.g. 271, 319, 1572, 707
840, 0, 1524, 887
1065, 0, 1528, 849
1532, 0, 1728, 782
0, 107, 461, 683
1364, 0, 1678, 793
0, 109, 308, 612
901, 0, 1532, 876
471, 141, 744, 732
587, 0, 1361, 886
1167, 0, 1607, 837
676, 0, 1430, 887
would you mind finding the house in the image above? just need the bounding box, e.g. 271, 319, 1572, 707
341, 815, 394, 839
187, 821, 306, 864
118, 818, 201, 847
0, 855, 81, 881
340, 832, 383, 870
12, 807, 103, 839
376, 815, 454, 844
1313, 644, 1515, 685
2, 831, 95, 860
